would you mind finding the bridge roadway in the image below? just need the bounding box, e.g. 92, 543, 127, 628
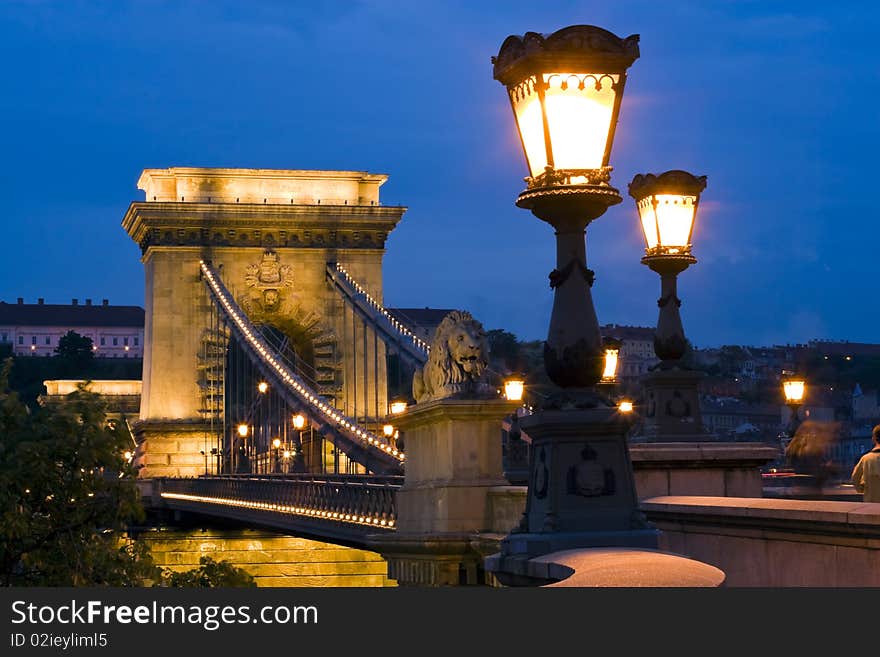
151, 474, 401, 548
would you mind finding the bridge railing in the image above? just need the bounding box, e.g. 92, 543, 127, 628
158, 475, 400, 531
326, 262, 430, 367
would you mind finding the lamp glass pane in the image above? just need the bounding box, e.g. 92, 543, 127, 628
504, 380, 524, 401
602, 349, 619, 380
637, 197, 659, 250
511, 78, 547, 177
654, 194, 697, 250
784, 380, 805, 403
543, 73, 618, 170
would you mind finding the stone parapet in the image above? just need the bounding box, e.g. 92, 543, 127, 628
629, 441, 778, 498
642, 495, 880, 586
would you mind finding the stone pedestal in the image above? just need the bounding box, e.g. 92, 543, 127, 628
370, 398, 519, 585
485, 403, 659, 585
640, 368, 706, 440
133, 420, 214, 478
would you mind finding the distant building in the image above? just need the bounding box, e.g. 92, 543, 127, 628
0, 298, 144, 358
40, 379, 142, 420
701, 397, 780, 440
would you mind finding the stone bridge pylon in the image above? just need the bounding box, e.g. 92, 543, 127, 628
122, 168, 407, 477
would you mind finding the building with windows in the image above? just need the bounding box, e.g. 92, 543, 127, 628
0, 298, 144, 358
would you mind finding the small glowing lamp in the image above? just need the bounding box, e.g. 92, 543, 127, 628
272, 438, 281, 449
503, 376, 525, 402
237, 424, 249, 438
282, 450, 291, 459
382, 424, 394, 437
257, 381, 269, 394
123, 450, 133, 462
629, 170, 707, 259
602, 343, 620, 382
618, 400, 634, 413
783, 377, 806, 404
389, 398, 408, 415
292, 414, 306, 430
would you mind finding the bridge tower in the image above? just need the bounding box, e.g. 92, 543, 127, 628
123, 168, 406, 477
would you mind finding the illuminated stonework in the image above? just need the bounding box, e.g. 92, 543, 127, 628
122, 167, 407, 477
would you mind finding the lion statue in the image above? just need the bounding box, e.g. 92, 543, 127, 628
412, 310, 491, 403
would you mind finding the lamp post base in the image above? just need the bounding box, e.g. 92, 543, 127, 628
486, 403, 658, 584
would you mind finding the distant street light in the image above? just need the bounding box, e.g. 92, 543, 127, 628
389, 397, 409, 415
257, 381, 269, 394
503, 376, 525, 402
628, 170, 709, 442
629, 170, 707, 364
237, 423, 249, 438
782, 374, 806, 437
292, 414, 306, 430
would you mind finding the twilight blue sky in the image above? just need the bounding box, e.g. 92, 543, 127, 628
0, 0, 877, 347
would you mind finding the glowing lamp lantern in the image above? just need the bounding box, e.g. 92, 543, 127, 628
628, 170, 707, 364
494, 26, 640, 185
504, 376, 525, 402
272, 438, 282, 449
282, 450, 292, 460
292, 414, 306, 430
618, 400, 634, 413
382, 424, 395, 438
389, 398, 408, 415
601, 340, 620, 382
257, 381, 269, 394
783, 378, 806, 404
630, 170, 707, 259
237, 424, 249, 438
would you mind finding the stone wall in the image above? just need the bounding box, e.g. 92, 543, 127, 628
140, 528, 395, 587
643, 495, 880, 586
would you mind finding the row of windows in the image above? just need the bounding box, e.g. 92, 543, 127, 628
2, 334, 139, 347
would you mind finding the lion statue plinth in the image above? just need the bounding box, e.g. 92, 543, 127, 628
412, 310, 492, 403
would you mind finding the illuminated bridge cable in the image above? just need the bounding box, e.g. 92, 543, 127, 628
326, 262, 430, 367
199, 260, 404, 474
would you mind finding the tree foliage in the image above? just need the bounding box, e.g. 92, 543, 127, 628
162, 556, 256, 588
0, 358, 152, 585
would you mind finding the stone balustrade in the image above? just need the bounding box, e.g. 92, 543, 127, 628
642, 495, 880, 586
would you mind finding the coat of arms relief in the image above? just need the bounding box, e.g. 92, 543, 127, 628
236, 249, 343, 394
241, 249, 295, 313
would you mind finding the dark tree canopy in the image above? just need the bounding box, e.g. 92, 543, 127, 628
0, 359, 254, 587
54, 330, 95, 370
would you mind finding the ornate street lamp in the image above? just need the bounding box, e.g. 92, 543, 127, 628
493, 25, 640, 387
782, 374, 806, 436
629, 170, 707, 363
627, 170, 709, 442
487, 26, 657, 585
